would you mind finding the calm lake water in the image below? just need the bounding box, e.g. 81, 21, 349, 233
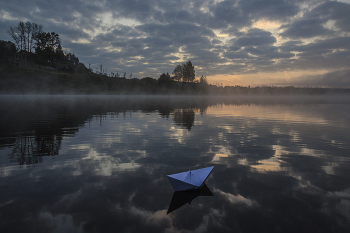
1, 95, 350, 233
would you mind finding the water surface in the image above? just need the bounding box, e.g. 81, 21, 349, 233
1, 95, 350, 233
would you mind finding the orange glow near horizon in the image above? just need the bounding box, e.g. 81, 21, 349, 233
205, 70, 329, 87
206, 74, 244, 86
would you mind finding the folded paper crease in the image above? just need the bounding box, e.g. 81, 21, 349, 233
167, 166, 214, 192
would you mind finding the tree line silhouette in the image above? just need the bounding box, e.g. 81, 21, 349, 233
1, 21, 350, 95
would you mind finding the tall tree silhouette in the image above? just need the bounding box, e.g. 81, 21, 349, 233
7, 21, 42, 53
172, 61, 195, 82
183, 60, 195, 82
172, 64, 183, 81
33, 31, 61, 65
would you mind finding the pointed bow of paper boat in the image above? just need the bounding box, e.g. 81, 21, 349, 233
167, 166, 214, 192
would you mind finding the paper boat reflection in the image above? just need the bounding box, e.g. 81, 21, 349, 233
167, 183, 214, 214
167, 166, 214, 192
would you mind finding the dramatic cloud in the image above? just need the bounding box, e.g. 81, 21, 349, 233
234, 28, 277, 47
1, 0, 350, 87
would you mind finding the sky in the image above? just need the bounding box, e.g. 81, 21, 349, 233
1, 0, 350, 87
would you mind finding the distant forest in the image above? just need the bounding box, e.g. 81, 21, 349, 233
1, 21, 350, 95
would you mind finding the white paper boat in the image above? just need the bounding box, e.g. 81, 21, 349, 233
167, 166, 214, 192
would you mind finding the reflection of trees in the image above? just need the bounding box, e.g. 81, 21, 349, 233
33, 124, 63, 156
7, 116, 81, 165
173, 108, 195, 130
9, 126, 64, 165
158, 106, 172, 118
3, 96, 279, 165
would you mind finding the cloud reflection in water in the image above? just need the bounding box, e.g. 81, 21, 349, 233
0, 95, 350, 232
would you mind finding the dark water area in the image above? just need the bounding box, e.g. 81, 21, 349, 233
1, 95, 350, 233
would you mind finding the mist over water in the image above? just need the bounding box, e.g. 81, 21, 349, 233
1, 95, 350, 233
